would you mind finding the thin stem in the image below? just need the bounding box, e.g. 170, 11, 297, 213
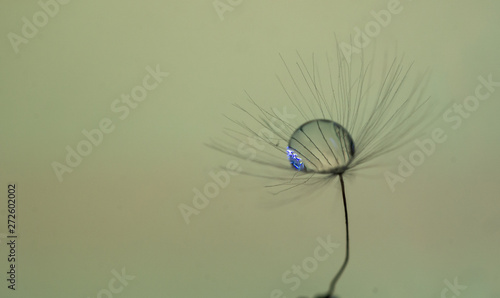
326, 174, 350, 297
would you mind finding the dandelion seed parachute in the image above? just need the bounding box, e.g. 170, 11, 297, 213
210, 45, 433, 190
209, 43, 436, 298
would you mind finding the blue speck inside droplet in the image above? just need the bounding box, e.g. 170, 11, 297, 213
287, 148, 305, 171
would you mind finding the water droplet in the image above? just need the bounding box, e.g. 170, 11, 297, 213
287, 119, 355, 174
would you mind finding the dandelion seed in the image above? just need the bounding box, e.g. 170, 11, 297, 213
209, 42, 438, 298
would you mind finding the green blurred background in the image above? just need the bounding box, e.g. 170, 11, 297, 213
1, 0, 499, 297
